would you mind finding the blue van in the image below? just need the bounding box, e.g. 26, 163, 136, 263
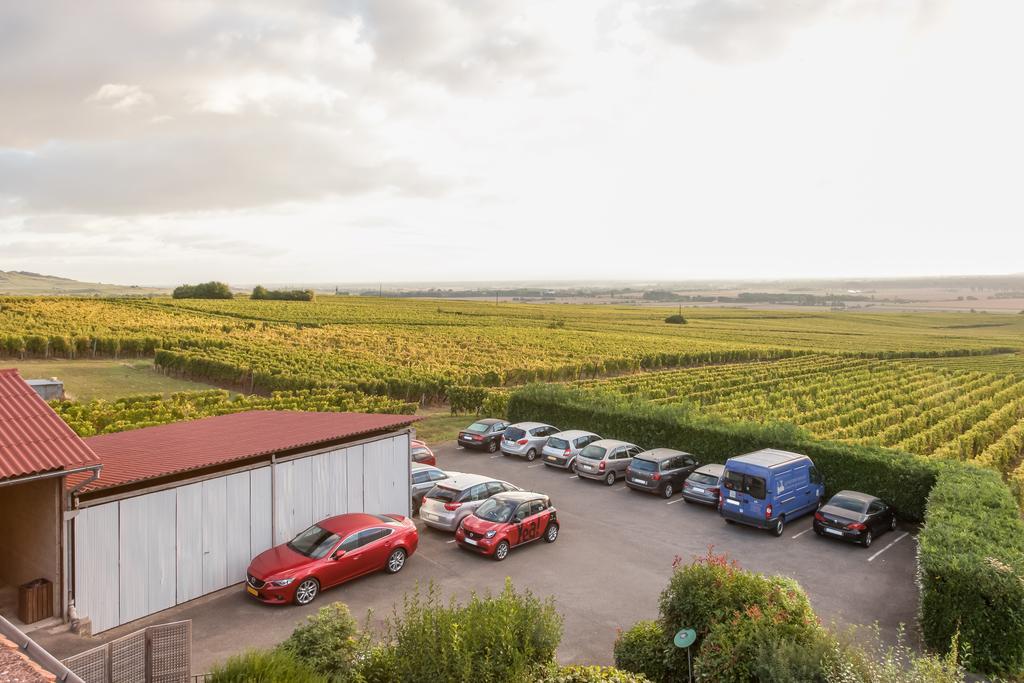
719, 449, 824, 536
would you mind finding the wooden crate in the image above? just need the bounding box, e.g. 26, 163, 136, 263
18, 578, 53, 624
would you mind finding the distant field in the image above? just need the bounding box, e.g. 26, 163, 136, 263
906, 351, 1024, 375
3, 359, 218, 400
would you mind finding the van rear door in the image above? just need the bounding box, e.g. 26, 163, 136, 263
722, 468, 767, 520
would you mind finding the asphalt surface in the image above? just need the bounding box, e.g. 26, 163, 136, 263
39, 440, 920, 674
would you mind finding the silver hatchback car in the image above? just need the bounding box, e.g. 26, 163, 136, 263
500, 422, 560, 461
410, 463, 458, 515
541, 430, 601, 472
575, 439, 644, 486
418, 473, 521, 532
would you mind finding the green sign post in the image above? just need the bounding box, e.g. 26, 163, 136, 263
674, 628, 696, 682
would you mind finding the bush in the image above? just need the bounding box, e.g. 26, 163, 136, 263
208, 649, 325, 682
507, 384, 938, 521
172, 281, 233, 299
750, 632, 837, 682
664, 314, 687, 324
533, 663, 652, 682
613, 621, 667, 682
252, 285, 316, 301
918, 464, 1024, 676
279, 603, 361, 681
365, 580, 562, 683
825, 625, 967, 683
656, 549, 818, 682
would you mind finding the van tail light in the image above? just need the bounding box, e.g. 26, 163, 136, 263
718, 495, 724, 510
598, 461, 606, 471
652, 473, 661, 481
517, 438, 529, 445
847, 522, 866, 531
765, 504, 773, 520
444, 502, 462, 511
814, 512, 825, 523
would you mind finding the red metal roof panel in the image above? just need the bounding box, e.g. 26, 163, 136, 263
0, 368, 99, 480
76, 410, 419, 494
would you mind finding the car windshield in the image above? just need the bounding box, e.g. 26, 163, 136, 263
547, 437, 569, 450
504, 427, 526, 441
689, 472, 719, 486
630, 458, 657, 472
829, 495, 868, 514
465, 422, 490, 433
723, 471, 767, 500
475, 498, 517, 523
426, 485, 459, 503
287, 525, 340, 560
579, 445, 607, 460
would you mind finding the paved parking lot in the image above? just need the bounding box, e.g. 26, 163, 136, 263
39, 440, 920, 674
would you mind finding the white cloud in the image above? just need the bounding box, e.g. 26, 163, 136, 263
86, 83, 155, 111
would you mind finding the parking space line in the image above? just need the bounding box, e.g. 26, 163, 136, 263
867, 532, 909, 562
569, 475, 579, 479
489, 454, 502, 458
791, 527, 813, 539
666, 497, 686, 505
446, 539, 456, 544
527, 463, 545, 468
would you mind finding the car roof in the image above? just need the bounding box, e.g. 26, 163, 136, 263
636, 448, 688, 460
436, 472, 497, 489
491, 491, 546, 503
470, 418, 504, 425
411, 462, 443, 472
319, 512, 398, 535
551, 429, 598, 439
831, 490, 878, 503
729, 448, 808, 468
694, 463, 725, 476
509, 421, 552, 430
588, 439, 636, 449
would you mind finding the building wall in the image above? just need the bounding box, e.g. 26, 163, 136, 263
0, 478, 61, 617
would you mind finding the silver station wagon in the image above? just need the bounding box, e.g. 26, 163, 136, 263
541, 430, 601, 472
575, 439, 644, 486
500, 422, 560, 461
418, 473, 521, 532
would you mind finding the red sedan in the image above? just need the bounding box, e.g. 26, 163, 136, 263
411, 439, 436, 466
454, 492, 558, 561
246, 513, 418, 605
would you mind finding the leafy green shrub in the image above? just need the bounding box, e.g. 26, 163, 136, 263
172, 281, 233, 299
481, 390, 510, 417
750, 632, 837, 683
533, 663, 652, 682
825, 625, 967, 683
208, 649, 325, 682
279, 603, 361, 681
365, 580, 562, 683
657, 548, 818, 682
664, 314, 687, 324
918, 464, 1024, 676
613, 621, 667, 682
507, 384, 938, 521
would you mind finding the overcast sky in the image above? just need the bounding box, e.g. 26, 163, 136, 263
1, 1, 1021, 286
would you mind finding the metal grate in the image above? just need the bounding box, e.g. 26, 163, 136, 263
64, 619, 192, 683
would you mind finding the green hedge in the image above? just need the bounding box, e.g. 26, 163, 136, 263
507, 384, 938, 521
918, 465, 1024, 677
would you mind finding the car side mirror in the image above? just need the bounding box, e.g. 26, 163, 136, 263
332, 550, 346, 560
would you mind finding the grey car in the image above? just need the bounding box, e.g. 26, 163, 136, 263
541, 430, 601, 472
682, 463, 725, 505
625, 448, 700, 498
575, 439, 644, 486
419, 473, 521, 532
410, 463, 457, 515
500, 422, 560, 461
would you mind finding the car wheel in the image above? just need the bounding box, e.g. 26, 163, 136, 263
526, 449, 537, 461
890, 516, 897, 532
494, 540, 510, 561
772, 517, 785, 537
605, 472, 616, 486
662, 484, 674, 498
386, 548, 407, 574
863, 531, 873, 548
294, 578, 319, 606
544, 523, 559, 543
488, 440, 498, 453
725, 519, 736, 525
568, 459, 576, 473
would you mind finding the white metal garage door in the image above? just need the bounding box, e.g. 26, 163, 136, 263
74, 433, 410, 633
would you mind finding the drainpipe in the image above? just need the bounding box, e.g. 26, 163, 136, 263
63, 465, 102, 625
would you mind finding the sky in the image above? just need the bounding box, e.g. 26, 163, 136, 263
1, 0, 1022, 286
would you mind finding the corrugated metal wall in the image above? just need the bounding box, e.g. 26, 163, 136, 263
74, 434, 410, 634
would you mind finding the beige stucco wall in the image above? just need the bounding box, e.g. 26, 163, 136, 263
0, 477, 61, 617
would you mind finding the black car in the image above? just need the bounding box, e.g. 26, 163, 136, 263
813, 490, 896, 548
458, 418, 509, 452
625, 448, 699, 498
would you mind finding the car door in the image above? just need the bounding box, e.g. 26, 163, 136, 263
619, 446, 641, 476
515, 500, 547, 546
461, 483, 490, 518
866, 500, 886, 533
808, 465, 824, 507
507, 502, 531, 546
321, 531, 360, 587
676, 455, 697, 486
349, 527, 395, 578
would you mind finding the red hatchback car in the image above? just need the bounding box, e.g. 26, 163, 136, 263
454, 492, 558, 561
411, 439, 436, 466
246, 513, 418, 605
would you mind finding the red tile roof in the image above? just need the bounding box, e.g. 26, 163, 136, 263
76, 410, 418, 494
0, 368, 99, 481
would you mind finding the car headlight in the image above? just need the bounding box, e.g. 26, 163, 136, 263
485, 530, 496, 539
269, 578, 294, 587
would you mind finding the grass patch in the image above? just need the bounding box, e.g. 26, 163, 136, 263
2, 359, 220, 400
413, 410, 476, 444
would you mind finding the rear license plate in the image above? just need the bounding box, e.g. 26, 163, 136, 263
463, 537, 478, 546
630, 477, 645, 484
725, 499, 740, 506
247, 586, 258, 596
693, 487, 705, 493
547, 456, 558, 462
825, 528, 843, 536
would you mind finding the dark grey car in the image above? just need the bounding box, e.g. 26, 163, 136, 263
682, 463, 725, 505
625, 448, 699, 498
411, 464, 457, 515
